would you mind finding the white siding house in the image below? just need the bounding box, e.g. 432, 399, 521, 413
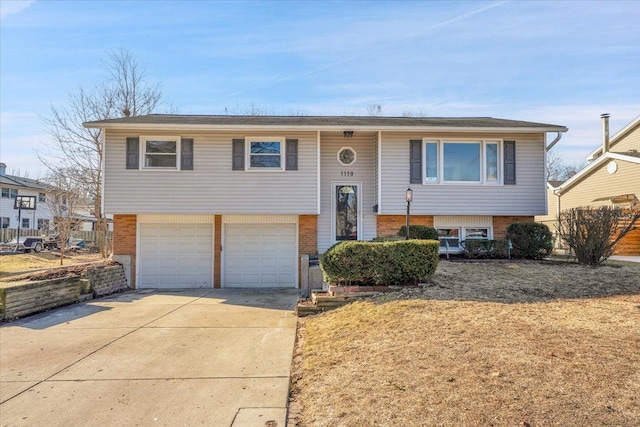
85, 115, 567, 289
0, 163, 54, 233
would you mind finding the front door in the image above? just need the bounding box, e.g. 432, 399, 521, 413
333, 183, 360, 242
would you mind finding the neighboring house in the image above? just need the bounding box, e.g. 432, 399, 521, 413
0, 163, 54, 232
84, 115, 567, 289
538, 114, 640, 255
73, 201, 114, 232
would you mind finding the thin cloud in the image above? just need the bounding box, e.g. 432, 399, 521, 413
0, 0, 35, 19
216, 1, 510, 100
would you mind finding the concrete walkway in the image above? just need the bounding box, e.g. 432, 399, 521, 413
0, 288, 299, 427
609, 255, 640, 263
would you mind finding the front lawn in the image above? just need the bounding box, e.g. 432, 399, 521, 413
0, 251, 104, 282
290, 260, 640, 426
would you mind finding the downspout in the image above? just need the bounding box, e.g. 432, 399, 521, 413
554, 187, 562, 250
545, 131, 564, 151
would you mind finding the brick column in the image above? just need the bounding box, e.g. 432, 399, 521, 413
113, 214, 137, 288
298, 215, 318, 288
214, 215, 222, 288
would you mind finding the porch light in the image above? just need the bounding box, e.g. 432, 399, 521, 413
405, 188, 413, 203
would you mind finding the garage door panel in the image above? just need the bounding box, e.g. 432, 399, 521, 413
139, 223, 213, 289
223, 223, 296, 288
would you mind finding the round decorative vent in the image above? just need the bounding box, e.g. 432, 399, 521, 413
607, 160, 618, 174
338, 147, 356, 166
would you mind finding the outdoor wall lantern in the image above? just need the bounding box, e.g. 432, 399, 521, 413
405, 187, 413, 240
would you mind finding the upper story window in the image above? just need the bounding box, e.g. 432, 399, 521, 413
424, 139, 501, 185
39, 192, 46, 202
142, 137, 180, 169
246, 137, 285, 170
2, 188, 18, 198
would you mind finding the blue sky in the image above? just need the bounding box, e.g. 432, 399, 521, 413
1, 0, 639, 178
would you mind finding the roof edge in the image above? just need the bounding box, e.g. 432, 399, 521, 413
586, 115, 640, 161
555, 152, 640, 195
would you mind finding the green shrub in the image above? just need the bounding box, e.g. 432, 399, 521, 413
463, 239, 508, 259
506, 222, 553, 260
398, 225, 439, 240
372, 235, 406, 242
320, 240, 439, 286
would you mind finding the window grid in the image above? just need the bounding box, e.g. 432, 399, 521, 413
423, 139, 502, 185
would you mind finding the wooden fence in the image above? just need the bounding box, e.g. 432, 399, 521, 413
0, 228, 113, 245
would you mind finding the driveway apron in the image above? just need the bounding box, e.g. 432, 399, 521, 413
0, 288, 299, 427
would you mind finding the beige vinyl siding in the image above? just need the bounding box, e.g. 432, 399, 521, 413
559, 159, 640, 209
611, 124, 640, 154
535, 186, 560, 234
318, 132, 377, 252
379, 132, 547, 216
103, 129, 318, 214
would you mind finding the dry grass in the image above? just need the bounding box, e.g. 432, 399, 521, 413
290, 260, 640, 427
0, 251, 103, 279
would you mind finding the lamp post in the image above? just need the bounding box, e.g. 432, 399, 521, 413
405, 187, 413, 240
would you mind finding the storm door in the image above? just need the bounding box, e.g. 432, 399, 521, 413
334, 184, 360, 241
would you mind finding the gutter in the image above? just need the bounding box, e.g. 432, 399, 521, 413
545, 131, 564, 151
83, 122, 568, 134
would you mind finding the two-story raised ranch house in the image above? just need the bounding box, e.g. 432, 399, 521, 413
0, 163, 54, 231
84, 115, 567, 289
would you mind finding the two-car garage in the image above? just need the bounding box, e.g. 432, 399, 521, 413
137, 215, 298, 289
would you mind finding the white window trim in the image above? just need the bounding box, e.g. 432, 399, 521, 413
140, 136, 181, 171
245, 136, 286, 172
436, 226, 494, 252
463, 227, 493, 241
422, 138, 503, 185
331, 181, 363, 244
337, 146, 357, 166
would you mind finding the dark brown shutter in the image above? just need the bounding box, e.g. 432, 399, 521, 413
232, 139, 245, 170
285, 139, 298, 170
410, 140, 422, 184
181, 138, 194, 170
126, 137, 139, 169
504, 141, 516, 185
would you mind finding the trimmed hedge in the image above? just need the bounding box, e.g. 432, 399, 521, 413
506, 222, 553, 260
463, 239, 508, 259
398, 225, 439, 240
320, 240, 439, 286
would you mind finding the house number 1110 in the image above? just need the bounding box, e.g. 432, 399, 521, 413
341, 171, 354, 177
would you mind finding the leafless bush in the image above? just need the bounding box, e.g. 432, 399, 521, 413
557, 206, 640, 266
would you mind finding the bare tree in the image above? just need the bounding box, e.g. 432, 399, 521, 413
40, 49, 164, 257
557, 206, 640, 266
367, 104, 383, 116
45, 170, 83, 265
547, 151, 585, 181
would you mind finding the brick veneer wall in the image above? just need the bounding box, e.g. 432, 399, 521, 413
492, 216, 534, 240
299, 215, 318, 256
377, 215, 434, 237
299, 215, 318, 287
113, 214, 137, 288
214, 215, 222, 288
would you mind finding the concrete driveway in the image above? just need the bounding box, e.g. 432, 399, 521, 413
0, 288, 299, 427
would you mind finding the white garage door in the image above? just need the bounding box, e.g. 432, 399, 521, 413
224, 223, 297, 288
139, 223, 213, 288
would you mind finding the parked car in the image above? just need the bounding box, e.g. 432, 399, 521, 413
0, 236, 45, 253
